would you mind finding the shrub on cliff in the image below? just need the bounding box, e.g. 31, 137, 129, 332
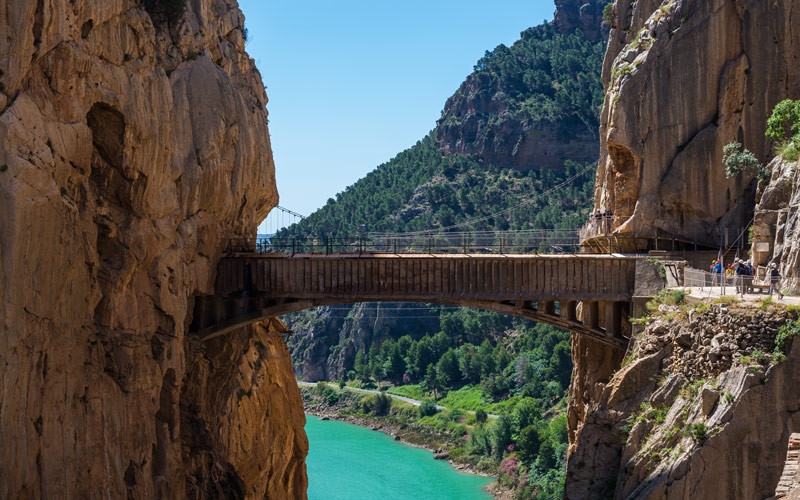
766, 99, 800, 161
773, 320, 800, 363
722, 142, 769, 179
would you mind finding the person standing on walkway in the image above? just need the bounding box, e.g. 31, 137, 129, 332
604, 209, 614, 234
735, 259, 748, 297
710, 259, 722, 287
769, 262, 784, 299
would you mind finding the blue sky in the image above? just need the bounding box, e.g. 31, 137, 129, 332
241, 0, 555, 233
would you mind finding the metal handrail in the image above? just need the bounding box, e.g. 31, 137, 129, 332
225, 230, 582, 255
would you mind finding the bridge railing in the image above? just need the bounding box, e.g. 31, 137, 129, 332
225, 230, 581, 255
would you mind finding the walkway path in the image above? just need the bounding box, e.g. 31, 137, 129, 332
679, 286, 800, 306
297, 381, 498, 419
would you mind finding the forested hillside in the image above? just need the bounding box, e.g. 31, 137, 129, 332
277, 133, 593, 238
280, 3, 609, 498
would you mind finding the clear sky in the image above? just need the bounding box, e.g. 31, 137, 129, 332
241, 0, 555, 233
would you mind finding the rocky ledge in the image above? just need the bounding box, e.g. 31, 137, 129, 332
567, 302, 800, 499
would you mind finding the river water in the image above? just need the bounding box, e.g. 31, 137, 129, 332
305, 415, 493, 500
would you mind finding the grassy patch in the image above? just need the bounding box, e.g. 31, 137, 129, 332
387, 384, 425, 400
611, 63, 633, 83
712, 296, 739, 306
777, 140, 800, 162
438, 385, 486, 412
758, 296, 774, 311
647, 289, 686, 312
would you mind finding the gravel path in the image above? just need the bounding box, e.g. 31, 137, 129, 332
297, 381, 498, 419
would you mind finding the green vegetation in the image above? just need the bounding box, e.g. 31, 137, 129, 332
772, 320, 800, 364
310, 316, 573, 499
465, 22, 606, 130
766, 99, 800, 161
277, 134, 595, 238
646, 289, 686, 312
722, 141, 769, 179
611, 63, 632, 83
419, 398, 439, 417
603, 3, 614, 23
687, 422, 708, 443
387, 384, 424, 400
0, 164, 7, 172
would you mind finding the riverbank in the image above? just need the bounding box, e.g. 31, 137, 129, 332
300, 386, 514, 500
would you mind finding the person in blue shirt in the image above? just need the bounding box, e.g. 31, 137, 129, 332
710, 259, 722, 286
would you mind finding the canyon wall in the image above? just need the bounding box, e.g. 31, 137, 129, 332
753, 156, 800, 294
0, 0, 307, 498
566, 305, 799, 499
594, 0, 800, 249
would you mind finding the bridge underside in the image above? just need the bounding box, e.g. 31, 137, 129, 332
191, 294, 630, 350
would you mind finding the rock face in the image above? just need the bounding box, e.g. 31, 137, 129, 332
435, 1, 607, 172
0, 1, 307, 498
752, 156, 800, 293
593, 0, 800, 250
288, 303, 440, 381
554, 0, 610, 42
566, 305, 799, 499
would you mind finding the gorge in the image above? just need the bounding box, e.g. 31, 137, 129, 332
3, 0, 800, 499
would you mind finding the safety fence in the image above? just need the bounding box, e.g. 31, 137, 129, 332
682, 267, 786, 296
225, 230, 582, 255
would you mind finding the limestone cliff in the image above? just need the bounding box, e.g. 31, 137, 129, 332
753, 156, 800, 294
593, 0, 800, 250
566, 304, 798, 499
0, 1, 307, 498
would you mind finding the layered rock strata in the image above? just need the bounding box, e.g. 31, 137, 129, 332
593, 0, 800, 250
567, 305, 798, 499
0, 1, 306, 498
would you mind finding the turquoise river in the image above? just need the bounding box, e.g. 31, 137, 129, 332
305, 415, 493, 500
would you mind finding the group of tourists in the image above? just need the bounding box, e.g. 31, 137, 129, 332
589, 209, 614, 234
709, 258, 783, 298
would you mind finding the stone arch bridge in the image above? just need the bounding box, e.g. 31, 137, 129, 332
191, 253, 658, 350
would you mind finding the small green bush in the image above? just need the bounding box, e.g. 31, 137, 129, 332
687, 422, 707, 442
366, 392, 392, 416
773, 321, 800, 363
723, 142, 769, 179
475, 408, 488, 424
419, 398, 439, 417
0, 164, 7, 172
766, 99, 800, 145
